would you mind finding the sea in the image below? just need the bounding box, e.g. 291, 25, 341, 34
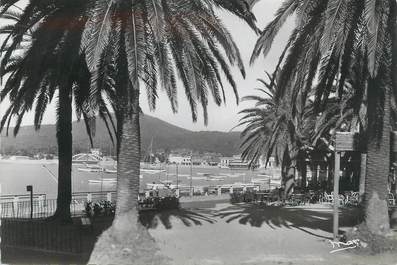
0, 159, 281, 199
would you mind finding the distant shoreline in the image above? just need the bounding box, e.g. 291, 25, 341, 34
0, 159, 58, 165
0, 159, 272, 171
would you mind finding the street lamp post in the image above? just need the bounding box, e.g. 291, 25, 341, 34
190, 152, 193, 197
176, 163, 179, 189
26, 185, 33, 219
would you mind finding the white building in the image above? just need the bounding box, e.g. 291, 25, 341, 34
219, 155, 250, 169
168, 154, 191, 165
259, 156, 278, 169
72, 153, 102, 164
220, 157, 233, 168
229, 155, 250, 169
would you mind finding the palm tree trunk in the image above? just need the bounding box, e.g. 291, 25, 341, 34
113, 85, 141, 231
362, 0, 396, 236
364, 78, 391, 235
52, 84, 73, 222
299, 158, 307, 190
389, 0, 397, 230
281, 147, 295, 199
88, 84, 146, 264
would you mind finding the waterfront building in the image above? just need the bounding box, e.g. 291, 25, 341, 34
219, 157, 233, 168
192, 157, 207, 166
228, 155, 250, 169
259, 156, 278, 169
72, 152, 102, 164
219, 155, 250, 169
168, 154, 191, 165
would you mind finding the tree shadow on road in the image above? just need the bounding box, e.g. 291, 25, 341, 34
213, 204, 361, 239
139, 208, 216, 229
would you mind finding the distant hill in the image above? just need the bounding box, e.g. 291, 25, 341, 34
0, 115, 242, 156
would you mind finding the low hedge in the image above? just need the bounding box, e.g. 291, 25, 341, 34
84, 196, 180, 217
230, 191, 257, 203
85, 200, 115, 218
139, 196, 180, 210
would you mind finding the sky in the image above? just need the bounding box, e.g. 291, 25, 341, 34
0, 0, 294, 132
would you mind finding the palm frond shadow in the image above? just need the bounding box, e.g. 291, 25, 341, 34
214, 204, 361, 239
139, 208, 216, 230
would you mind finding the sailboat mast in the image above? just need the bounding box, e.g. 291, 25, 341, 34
150, 137, 153, 156
145, 137, 154, 163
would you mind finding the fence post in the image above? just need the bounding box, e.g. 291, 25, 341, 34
13, 197, 19, 217
333, 152, 341, 241
359, 153, 367, 202
26, 185, 33, 219
38, 195, 45, 215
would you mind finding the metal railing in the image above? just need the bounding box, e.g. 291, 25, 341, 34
0, 191, 116, 219
0, 199, 86, 219
72, 191, 116, 204
0, 193, 47, 202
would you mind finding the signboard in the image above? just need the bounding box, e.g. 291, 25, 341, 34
335, 131, 397, 152
335, 132, 360, 151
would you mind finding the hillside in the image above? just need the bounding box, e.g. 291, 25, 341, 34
0, 115, 242, 156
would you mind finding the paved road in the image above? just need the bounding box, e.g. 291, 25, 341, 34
149, 202, 397, 265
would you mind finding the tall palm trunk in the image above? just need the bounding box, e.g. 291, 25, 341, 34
297, 155, 307, 190
53, 84, 73, 222
364, 77, 391, 235
281, 147, 295, 199
113, 85, 141, 230
363, 2, 396, 234
88, 86, 156, 265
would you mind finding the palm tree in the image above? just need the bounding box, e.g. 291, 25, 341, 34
80, 1, 257, 262
237, 71, 315, 195
0, 3, 115, 222
82, 0, 257, 228
251, 0, 396, 235
239, 71, 367, 191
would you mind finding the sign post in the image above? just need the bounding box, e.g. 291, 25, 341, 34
359, 154, 367, 200
190, 152, 193, 197
333, 132, 360, 240
333, 153, 340, 241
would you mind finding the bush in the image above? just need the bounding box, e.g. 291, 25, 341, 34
84, 200, 116, 218
84, 196, 180, 217
157, 196, 180, 209
230, 191, 256, 203
139, 196, 180, 210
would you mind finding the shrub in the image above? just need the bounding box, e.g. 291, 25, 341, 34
84, 196, 180, 218
84, 200, 115, 218
230, 191, 256, 203
139, 196, 179, 210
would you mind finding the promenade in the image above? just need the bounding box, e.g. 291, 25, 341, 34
147, 201, 397, 265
